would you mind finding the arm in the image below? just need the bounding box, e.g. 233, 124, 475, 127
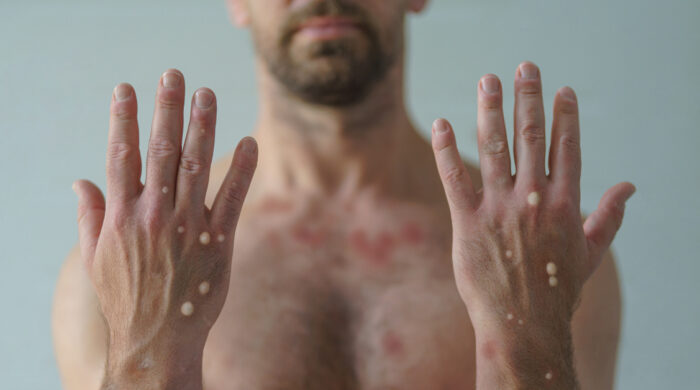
572, 249, 622, 390
431, 61, 633, 388
52, 244, 108, 390
69, 70, 258, 390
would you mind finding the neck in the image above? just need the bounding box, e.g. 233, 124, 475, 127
251, 56, 428, 202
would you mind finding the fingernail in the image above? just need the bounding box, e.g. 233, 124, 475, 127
624, 185, 637, 201
195, 90, 213, 108
481, 77, 499, 94
162, 71, 181, 89
242, 138, 257, 154
559, 86, 576, 101
114, 84, 131, 101
519, 63, 538, 80
433, 119, 449, 134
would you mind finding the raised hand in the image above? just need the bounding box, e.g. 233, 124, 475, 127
72, 69, 257, 389
431, 62, 634, 388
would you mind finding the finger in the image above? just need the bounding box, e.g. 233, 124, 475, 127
513, 62, 546, 187
431, 118, 477, 215
144, 69, 185, 205
175, 88, 217, 214
549, 87, 581, 202
583, 182, 636, 271
477, 74, 512, 194
73, 179, 106, 268
106, 83, 142, 203
210, 137, 258, 235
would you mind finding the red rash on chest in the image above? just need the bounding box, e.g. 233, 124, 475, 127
348, 223, 425, 265
258, 198, 295, 214
399, 222, 425, 244
381, 330, 405, 357
349, 229, 397, 266
292, 224, 326, 249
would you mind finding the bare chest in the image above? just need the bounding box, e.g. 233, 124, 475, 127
201, 201, 476, 390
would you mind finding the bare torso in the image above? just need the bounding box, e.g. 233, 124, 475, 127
203, 191, 474, 390
54, 142, 620, 390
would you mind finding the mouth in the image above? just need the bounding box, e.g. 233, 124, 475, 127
294, 16, 363, 40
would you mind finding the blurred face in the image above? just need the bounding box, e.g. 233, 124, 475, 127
240, 0, 413, 106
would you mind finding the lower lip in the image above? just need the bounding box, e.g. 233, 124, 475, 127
297, 23, 360, 40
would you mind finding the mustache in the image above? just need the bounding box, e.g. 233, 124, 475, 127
280, 0, 376, 45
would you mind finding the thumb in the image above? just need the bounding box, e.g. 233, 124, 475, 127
583, 181, 636, 273
73, 179, 106, 268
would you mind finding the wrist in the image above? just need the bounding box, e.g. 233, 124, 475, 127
473, 321, 578, 389
104, 330, 205, 390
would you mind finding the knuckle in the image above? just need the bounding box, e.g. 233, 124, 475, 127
519, 121, 545, 145
481, 138, 509, 158
221, 183, 245, 212
148, 138, 179, 159
552, 196, 578, 215
107, 207, 131, 230
559, 134, 581, 153
518, 83, 541, 96
108, 142, 137, 162
479, 95, 501, 111
142, 208, 166, 232
157, 92, 182, 111
179, 153, 208, 175
112, 106, 134, 122
442, 165, 466, 187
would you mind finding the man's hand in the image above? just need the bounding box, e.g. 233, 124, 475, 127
72, 69, 258, 390
431, 62, 634, 389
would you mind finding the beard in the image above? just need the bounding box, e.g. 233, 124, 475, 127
252, 0, 399, 106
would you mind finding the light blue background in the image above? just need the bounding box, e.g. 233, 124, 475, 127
1, 0, 698, 388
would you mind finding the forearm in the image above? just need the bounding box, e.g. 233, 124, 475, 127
475, 325, 579, 390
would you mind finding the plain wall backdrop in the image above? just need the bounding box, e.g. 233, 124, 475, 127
1, 0, 699, 388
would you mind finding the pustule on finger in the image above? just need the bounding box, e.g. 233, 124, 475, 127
198, 281, 210, 295
216, 233, 225, 243
161, 186, 169, 194
549, 276, 558, 287
546, 262, 557, 275
177, 225, 185, 234
527, 191, 541, 206
199, 231, 211, 245
506, 312, 514, 321
545, 370, 553, 380
505, 249, 513, 259
181, 301, 194, 316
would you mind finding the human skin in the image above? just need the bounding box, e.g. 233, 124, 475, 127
431, 72, 634, 388
53, 1, 629, 389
